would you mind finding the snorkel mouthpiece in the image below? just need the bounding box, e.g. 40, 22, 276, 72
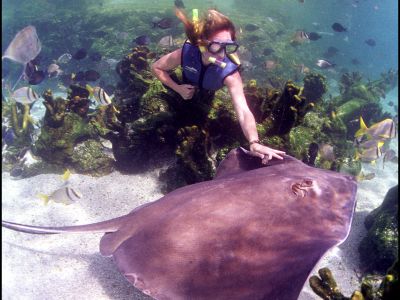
208, 57, 227, 68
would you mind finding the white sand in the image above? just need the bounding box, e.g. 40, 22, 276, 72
2, 139, 398, 300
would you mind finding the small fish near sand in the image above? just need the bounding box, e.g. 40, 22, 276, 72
11, 86, 40, 104
316, 59, 336, 69
331, 22, 347, 32
37, 169, 82, 205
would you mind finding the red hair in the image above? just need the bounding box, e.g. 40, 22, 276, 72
175, 8, 236, 45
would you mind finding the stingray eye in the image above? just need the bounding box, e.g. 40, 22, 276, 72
303, 179, 313, 187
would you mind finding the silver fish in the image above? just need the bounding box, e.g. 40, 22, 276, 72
93, 87, 112, 105
56, 53, 72, 64
158, 35, 175, 48
11, 87, 39, 104
39, 185, 82, 205
47, 63, 62, 77
316, 59, 335, 69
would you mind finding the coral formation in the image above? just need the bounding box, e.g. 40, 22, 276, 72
310, 263, 399, 300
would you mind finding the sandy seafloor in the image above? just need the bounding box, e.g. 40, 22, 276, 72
2, 89, 399, 299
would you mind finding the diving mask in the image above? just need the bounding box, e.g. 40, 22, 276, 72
207, 40, 239, 54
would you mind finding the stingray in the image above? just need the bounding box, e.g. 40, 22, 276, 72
2, 147, 357, 300
2, 25, 42, 90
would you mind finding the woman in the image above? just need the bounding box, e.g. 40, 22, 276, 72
151, 8, 285, 164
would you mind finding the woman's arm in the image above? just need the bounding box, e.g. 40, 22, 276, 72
224, 71, 286, 163
151, 48, 195, 99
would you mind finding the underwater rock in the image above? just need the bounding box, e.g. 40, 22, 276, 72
310, 263, 399, 300
34, 111, 96, 165
70, 139, 115, 176
359, 185, 398, 274
66, 84, 91, 118
302, 73, 328, 104
42, 89, 68, 128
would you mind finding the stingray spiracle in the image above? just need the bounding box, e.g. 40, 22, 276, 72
291, 179, 314, 198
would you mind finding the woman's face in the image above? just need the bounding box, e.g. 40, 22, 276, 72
205, 30, 233, 59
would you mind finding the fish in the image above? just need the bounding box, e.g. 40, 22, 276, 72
263, 47, 275, 56
72, 71, 86, 82
115, 31, 130, 40
2, 147, 358, 300
365, 38, 376, 46
56, 53, 72, 64
36, 169, 81, 205
307, 32, 322, 41
291, 30, 309, 44
89, 51, 102, 62
356, 171, 375, 182
87, 85, 112, 105
388, 101, 394, 107
382, 149, 397, 169
307, 142, 319, 166
2, 25, 41, 65
174, 0, 185, 8
318, 143, 335, 161
152, 17, 174, 29
134, 35, 151, 46
299, 0, 305, 3
355, 141, 384, 163
3, 128, 15, 145
351, 58, 360, 65
316, 59, 336, 69
265, 59, 278, 70
331, 22, 347, 32
37, 185, 82, 205
104, 58, 119, 68
72, 48, 87, 60
84, 70, 101, 82
158, 35, 175, 48
244, 23, 259, 32
28, 70, 46, 85
2, 25, 42, 90
24, 60, 39, 80
11, 87, 39, 104
355, 116, 396, 140
47, 63, 62, 78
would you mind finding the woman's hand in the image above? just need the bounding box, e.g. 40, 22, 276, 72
176, 84, 196, 100
249, 142, 286, 164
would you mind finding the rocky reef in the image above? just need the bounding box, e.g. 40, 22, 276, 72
359, 185, 398, 274
310, 263, 398, 300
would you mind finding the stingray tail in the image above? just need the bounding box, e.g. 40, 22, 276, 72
2, 217, 126, 235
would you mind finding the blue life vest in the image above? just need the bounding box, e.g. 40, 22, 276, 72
181, 41, 239, 91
